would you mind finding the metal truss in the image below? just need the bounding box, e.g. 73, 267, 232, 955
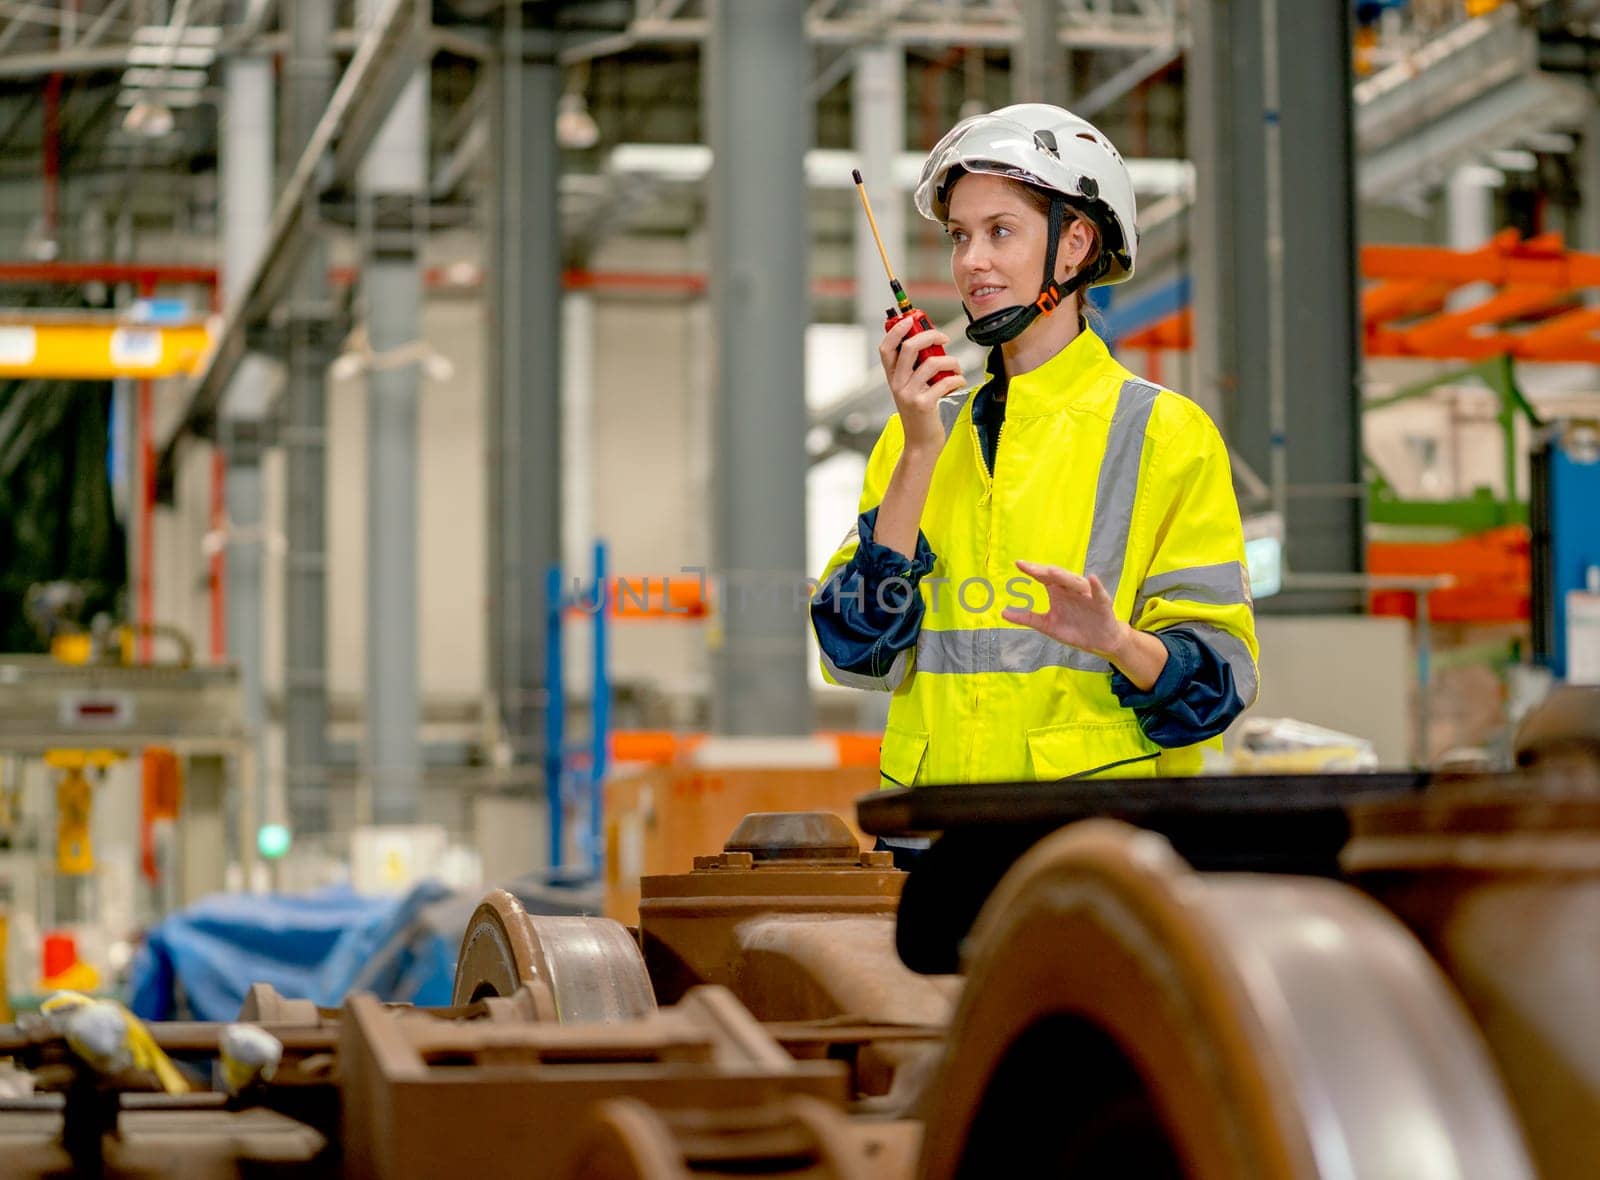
0, 0, 478, 77
0, 0, 224, 79
564, 0, 1186, 63
1357, 5, 1591, 204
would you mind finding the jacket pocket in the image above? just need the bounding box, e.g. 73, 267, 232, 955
1026, 719, 1161, 781
879, 725, 930, 789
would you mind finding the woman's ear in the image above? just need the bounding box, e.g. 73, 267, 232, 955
1057, 218, 1097, 282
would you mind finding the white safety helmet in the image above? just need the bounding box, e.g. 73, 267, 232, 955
915, 103, 1139, 287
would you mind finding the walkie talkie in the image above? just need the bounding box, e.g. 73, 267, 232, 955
852, 169, 945, 373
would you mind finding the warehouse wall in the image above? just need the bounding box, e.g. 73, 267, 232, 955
588, 235, 707, 709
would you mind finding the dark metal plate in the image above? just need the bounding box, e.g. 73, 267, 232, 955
859, 772, 1434, 975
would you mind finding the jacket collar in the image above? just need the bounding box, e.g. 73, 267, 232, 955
986, 326, 1117, 419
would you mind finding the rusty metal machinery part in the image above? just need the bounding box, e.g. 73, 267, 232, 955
0, 1103, 333, 1180
560, 1096, 912, 1180
638, 811, 909, 1014
338, 986, 848, 1180
452, 889, 656, 1022
728, 916, 952, 1113
917, 820, 1534, 1180
723, 812, 864, 863
453, 889, 549, 1008
0, 1007, 342, 1179
1347, 786, 1600, 1180
637, 812, 953, 1114
237, 982, 326, 1025
856, 773, 1430, 975
1513, 684, 1600, 777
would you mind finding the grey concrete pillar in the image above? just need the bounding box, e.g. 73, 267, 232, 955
1187, 0, 1362, 612
283, 0, 336, 836
1015, 0, 1066, 105
487, 7, 562, 765
179, 755, 227, 905
113, 206, 136, 654
220, 426, 266, 847
1446, 164, 1497, 310
1583, 103, 1600, 311
359, 0, 427, 826
220, 48, 274, 851
705, 0, 813, 735
852, 44, 904, 370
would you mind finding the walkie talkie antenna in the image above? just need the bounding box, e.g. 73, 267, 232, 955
852, 168, 911, 311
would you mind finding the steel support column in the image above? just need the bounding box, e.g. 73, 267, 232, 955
487, 5, 562, 765
1447, 164, 1497, 310
851, 44, 902, 367
220, 44, 274, 853
283, 0, 336, 836
705, 0, 812, 735
359, 0, 426, 826
1187, 0, 1362, 611
1014, 0, 1066, 104
1582, 103, 1600, 298
852, 43, 904, 371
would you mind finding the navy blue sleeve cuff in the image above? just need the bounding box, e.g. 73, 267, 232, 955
810, 508, 937, 677
854, 507, 936, 585
1111, 628, 1246, 748
1110, 629, 1196, 711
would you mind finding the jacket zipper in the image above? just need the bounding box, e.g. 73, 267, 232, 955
970, 417, 994, 496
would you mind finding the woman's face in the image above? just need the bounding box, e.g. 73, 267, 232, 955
945, 173, 1093, 316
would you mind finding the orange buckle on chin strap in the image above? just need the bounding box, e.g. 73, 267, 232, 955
1034, 286, 1062, 314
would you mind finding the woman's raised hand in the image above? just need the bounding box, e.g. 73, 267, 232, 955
1002, 559, 1130, 661
879, 316, 966, 455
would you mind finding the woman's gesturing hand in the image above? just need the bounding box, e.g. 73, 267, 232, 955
1002, 558, 1129, 660
879, 315, 966, 455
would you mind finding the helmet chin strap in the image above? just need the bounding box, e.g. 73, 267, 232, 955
964, 194, 1093, 348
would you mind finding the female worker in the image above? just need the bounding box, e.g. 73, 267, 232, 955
812, 103, 1258, 787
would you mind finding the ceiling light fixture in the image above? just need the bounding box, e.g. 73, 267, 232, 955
556, 91, 600, 150
122, 98, 175, 138
118, 10, 212, 140
556, 61, 600, 150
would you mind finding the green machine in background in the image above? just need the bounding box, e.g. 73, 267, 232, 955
1364, 354, 1542, 533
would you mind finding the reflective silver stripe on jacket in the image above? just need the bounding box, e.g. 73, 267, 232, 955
820, 641, 911, 692
1083, 379, 1160, 601
1181, 621, 1259, 706
916, 626, 1109, 675
1132, 560, 1251, 625
914, 621, 1256, 701
938, 390, 971, 439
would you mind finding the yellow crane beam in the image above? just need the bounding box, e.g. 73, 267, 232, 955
0, 317, 213, 380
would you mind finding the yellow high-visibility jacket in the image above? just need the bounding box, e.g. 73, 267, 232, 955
815, 327, 1259, 785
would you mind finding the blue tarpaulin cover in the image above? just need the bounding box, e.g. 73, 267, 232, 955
127, 881, 456, 1022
